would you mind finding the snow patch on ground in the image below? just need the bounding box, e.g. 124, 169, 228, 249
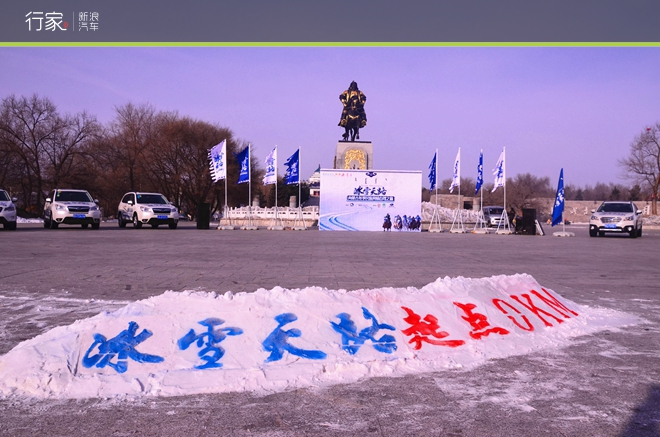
0, 274, 639, 400
16, 217, 43, 223
422, 202, 481, 223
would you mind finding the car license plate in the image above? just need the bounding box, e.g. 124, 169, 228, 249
604, 224, 617, 229
73, 214, 86, 219
157, 215, 168, 219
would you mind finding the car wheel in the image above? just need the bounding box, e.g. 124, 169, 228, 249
598, 231, 604, 237
133, 214, 142, 229
638, 228, 642, 237
169, 222, 178, 229
118, 213, 126, 228
629, 228, 637, 238
49, 217, 59, 229
91, 222, 100, 230
151, 224, 159, 228
81, 223, 89, 229
43, 216, 50, 228
5, 221, 16, 230
589, 229, 597, 237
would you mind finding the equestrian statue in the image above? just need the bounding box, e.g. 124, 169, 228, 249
338, 81, 367, 142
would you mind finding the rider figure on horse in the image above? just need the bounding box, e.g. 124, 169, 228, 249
339, 81, 367, 128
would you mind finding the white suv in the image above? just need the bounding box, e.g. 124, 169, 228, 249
43, 189, 101, 229
589, 201, 643, 238
0, 189, 17, 230
482, 206, 505, 227
117, 192, 179, 229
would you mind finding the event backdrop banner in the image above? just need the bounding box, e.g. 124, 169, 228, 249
320, 169, 422, 232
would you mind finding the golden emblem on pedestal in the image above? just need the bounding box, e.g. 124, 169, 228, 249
344, 149, 367, 169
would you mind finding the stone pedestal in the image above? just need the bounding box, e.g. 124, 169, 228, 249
334, 141, 373, 170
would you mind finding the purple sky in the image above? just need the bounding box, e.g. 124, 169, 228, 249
2, 47, 660, 187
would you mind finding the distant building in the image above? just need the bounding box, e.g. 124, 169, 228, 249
309, 165, 321, 197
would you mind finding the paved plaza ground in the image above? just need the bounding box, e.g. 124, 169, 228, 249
0, 222, 659, 436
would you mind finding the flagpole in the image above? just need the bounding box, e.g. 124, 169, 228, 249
473, 149, 487, 233
224, 173, 228, 225
212, 139, 233, 230
457, 147, 461, 210
293, 148, 306, 230
275, 145, 279, 225
241, 143, 257, 230
503, 146, 509, 233
435, 148, 438, 209
493, 147, 511, 234
480, 149, 483, 217
562, 170, 566, 234
247, 143, 252, 226
503, 146, 512, 234
552, 168, 572, 237
435, 148, 439, 229
450, 147, 465, 233
428, 149, 441, 233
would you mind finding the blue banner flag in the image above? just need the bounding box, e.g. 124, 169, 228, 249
235, 146, 250, 184
428, 152, 437, 191
284, 149, 300, 185
551, 168, 565, 227
475, 150, 483, 195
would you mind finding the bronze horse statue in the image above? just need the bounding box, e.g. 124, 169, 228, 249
339, 81, 367, 142
342, 104, 362, 142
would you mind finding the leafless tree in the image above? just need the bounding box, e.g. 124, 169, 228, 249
506, 173, 552, 213
437, 177, 476, 196
619, 125, 660, 214
0, 94, 99, 215
482, 173, 551, 214
143, 115, 263, 218
150, 116, 232, 217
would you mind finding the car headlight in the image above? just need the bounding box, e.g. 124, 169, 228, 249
171, 207, 178, 213
139, 206, 152, 213
624, 215, 634, 221
5, 205, 15, 211
90, 205, 99, 211
55, 203, 67, 211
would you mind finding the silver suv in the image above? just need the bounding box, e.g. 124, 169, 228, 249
482, 206, 505, 227
0, 189, 17, 230
117, 192, 179, 229
43, 189, 101, 229
589, 201, 642, 238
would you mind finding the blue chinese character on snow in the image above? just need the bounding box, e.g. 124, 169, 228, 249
178, 318, 243, 369
82, 321, 164, 373
331, 307, 397, 355
262, 313, 327, 362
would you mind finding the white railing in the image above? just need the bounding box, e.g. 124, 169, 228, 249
224, 206, 319, 221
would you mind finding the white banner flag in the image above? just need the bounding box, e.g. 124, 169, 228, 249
449, 148, 460, 193
263, 146, 277, 185
208, 140, 227, 182
492, 149, 505, 192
